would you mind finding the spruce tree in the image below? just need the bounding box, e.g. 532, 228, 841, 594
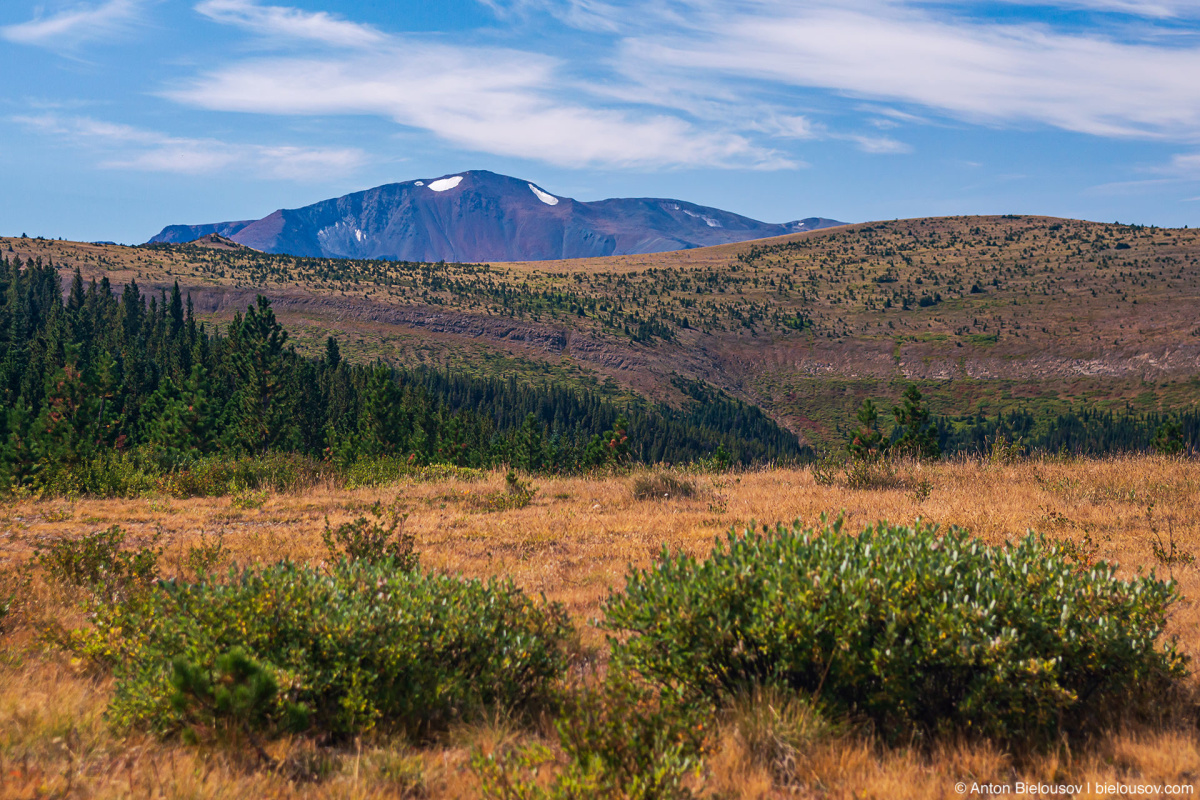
891, 385, 941, 459
847, 399, 888, 461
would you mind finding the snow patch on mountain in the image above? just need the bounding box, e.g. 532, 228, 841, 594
429, 176, 462, 192
529, 184, 559, 206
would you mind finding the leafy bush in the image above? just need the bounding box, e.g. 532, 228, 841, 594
33, 451, 159, 497
322, 502, 417, 570
810, 455, 840, 487
630, 472, 697, 502
35, 526, 160, 594
341, 457, 483, 488
552, 677, 707, 799
100, 559, 570, 739
183, 533, 230, 579
474, 674, 708, 800
230, 488, 268, 509
842, 457, 903, 490
987, 433, 1025, 465
154, 453, 326, 497
477, 472, 538, 512
602, 517, 1187, 744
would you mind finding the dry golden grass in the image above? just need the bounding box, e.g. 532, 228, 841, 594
3, 456, 1200, 797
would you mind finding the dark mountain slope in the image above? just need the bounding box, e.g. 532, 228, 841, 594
148, 170, 842, 262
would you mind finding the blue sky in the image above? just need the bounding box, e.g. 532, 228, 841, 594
3, 0, 1200, 243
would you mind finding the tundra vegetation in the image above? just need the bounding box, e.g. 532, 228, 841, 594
3, 455, 1200, 798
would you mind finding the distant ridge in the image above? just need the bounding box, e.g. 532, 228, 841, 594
149, 170, 844, 262
184, 233, 257, 251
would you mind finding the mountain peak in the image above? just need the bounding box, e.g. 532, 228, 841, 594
149, 171, 843, 262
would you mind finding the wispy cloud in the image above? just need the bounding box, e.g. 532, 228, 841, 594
846, 134, 913, 154
1166, 152, 1200, 175
990, 0, 1200, 19
194, 0, 385, 47
610, 1, 1200, 142
1, 0, 146, 49
166, 1, 792, 169
1087, 151, 1200, 193
13, 113, 365, 179
155, 0, 1200, 173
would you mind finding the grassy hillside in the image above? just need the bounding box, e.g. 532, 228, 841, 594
7, 214, 1199, 449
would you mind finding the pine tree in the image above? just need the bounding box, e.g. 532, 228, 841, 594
141, 364, 212, 464
222, 297, 298, 453
31, 345, 104, 478
891, 385, 941, 459
847, 399, 888, 461
354, 365, 408, 459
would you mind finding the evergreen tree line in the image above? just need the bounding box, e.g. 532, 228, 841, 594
939, 406, 1200, 456
0, 257, 804, 492
402, 371, 805, 468
844, 387, 1197, 462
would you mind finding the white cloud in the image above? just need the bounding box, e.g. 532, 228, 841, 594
761, 114, 819, 139
609, 1, 1200, 142
846, 134, 912, 154
13, 114, 365, 179
194, 0, 385, 47
1168, 153, 1200, 175
989, 0, 1200, 19
1, 0, 145, 49
1087, 151, 1200, 193
165, 37, 792, 169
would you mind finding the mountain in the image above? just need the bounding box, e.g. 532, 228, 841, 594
147, 170, 843, 262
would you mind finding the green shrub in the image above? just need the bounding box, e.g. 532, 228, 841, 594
474, 675, 708, 800
810, 455, 840, 487
602, 517, 1187, 744
630, 472, 697, 501
988, 433, 1025, 465
341, 457, 483, 488
155, 453, 325, 497
100, 560, 570, 740
842, 457, 902, 490
35, 525, 160, 594
322, 502, 417, 570
230, 488, 268, 509
39, 451, 159, 497
183, 533, 230, 579
170, 647, 309, 751
477, 472, 537, 512
553, 676, 707, 799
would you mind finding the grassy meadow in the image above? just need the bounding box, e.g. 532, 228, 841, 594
3, 455, 1199, 798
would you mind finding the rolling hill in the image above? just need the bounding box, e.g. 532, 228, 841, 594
147, 170, 843, 262
10, 213, 1200, 450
